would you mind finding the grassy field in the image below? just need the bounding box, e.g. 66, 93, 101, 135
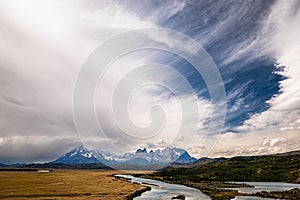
0, 170, 147, 200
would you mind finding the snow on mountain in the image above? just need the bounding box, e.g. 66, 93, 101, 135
53, 146, 196, 165
174, 151, 197, 163
52, 146, 101, 164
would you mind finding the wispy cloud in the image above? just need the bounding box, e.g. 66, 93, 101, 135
0, 0, 211, 162
0, 0, 160, 162
0, 0, 299, 162
194, 0, 300, 157
230, 0, 300, 135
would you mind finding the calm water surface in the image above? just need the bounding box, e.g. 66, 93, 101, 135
116, 175, 300, 200
229, 181, 300, 194
231, 182, 300, 200
116, 174, 210, 200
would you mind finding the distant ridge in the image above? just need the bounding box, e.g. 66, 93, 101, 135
0, 163, 7, 167
51, 146, 196, 166
0, 146, 196, 170
23, 163, 113, 170
164, 149, 300, 169
270, 149, 300, 156
150, 149, 300, 183
162, 156, 227, 170
1, 149, 299, 171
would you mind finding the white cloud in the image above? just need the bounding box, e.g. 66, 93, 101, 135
0, 0, 207, 162
208, 130, 299, 158
0, 0, 298, 162
263, 138, 286, 147
209, 0, 300, 157
265, 0, 300, 111
87, 52, 213, 154
279, 127, 294, 131
0, 0, 155, 161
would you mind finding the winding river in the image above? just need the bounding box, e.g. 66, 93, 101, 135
116, 175, 300, 200
115, 174, 210, 199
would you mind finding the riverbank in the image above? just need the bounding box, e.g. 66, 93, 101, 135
138, 152, 300, 199
137, 174, 250, 199
116, 174, 210, 199
125, 186, 151, 200
114, 175, 152, 199
253, 188, 300, 199
138, 173, 300, 199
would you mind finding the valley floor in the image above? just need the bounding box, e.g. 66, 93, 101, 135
0, 170, 148, 200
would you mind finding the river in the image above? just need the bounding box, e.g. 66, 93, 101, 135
116, 175, 300, 200
115, 174, 210, 199
231, 182, 300, 200
230, 181, 300, 193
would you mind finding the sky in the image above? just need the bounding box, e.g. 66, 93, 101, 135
0, 0, 299, 163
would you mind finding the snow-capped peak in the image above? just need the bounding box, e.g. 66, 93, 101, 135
53, 146, 196, 165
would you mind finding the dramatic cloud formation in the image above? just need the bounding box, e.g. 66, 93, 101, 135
0, 0, 158, 163
0, 0, 299, 163
209, 0, 300, 158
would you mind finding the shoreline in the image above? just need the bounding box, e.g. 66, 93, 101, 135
125, 186, 151, 200
137, 174, 300, 200
115, 174, 211, 199
113, 174, 152, 200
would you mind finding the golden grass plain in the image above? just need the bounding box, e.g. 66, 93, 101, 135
0, 170, 147, 200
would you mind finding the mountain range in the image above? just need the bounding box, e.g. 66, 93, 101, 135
1, 149, 299, 172
52, 146, 197, 166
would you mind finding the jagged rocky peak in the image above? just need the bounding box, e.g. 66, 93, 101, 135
135, 148, 147, 153
53, 145, 197, 165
